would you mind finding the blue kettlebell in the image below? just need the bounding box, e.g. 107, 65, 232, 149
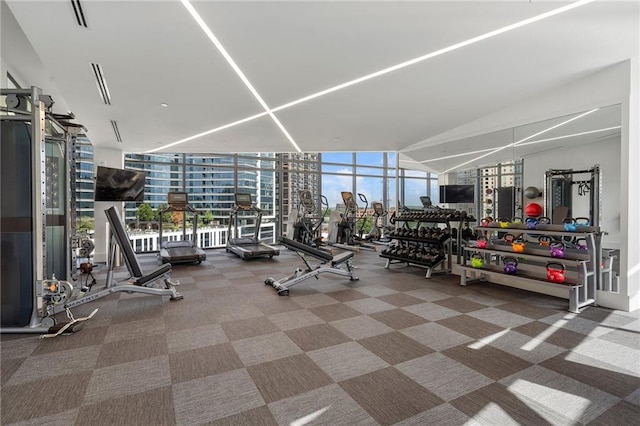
525, 217, 539, 230
563, 218, 577, 232
503, 257, 518, 275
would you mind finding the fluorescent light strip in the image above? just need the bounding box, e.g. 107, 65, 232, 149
146, 111, 268, 153
157, 0, 595, 152
423, 126, 621, 163
442, 108, 599, 173
179, 0, 301, 153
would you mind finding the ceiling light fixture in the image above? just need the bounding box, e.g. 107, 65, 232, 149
179, 0, 301, 153
160, 103, 168, 107
421, 147, 497, 163
157, 0, 595, 152
442, 108, 599, 173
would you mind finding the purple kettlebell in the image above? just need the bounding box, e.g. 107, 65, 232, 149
525, 217, 538, 230
549, 241, 565, 258
503, 257, 518, 275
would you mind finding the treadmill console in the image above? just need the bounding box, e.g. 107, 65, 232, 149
299, 190, 315, 212
341, 191, 357, 212
235, 193, 253, 210
168, 192, 189, 207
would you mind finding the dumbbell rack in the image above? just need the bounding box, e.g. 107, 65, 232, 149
380, 211, 471, 279
459, 222, 603, 313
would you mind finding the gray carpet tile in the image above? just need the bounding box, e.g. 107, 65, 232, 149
344, 297, 397, 314
307, 342, 389, 382
512, 320, 593, 349
266, 309, 326, 331
173, 368, 265, 425
253, 298, 303, 315
382, 277, 430, 292
358, 331, 433, 365
166, 323, 229, 353
499, 365, 620, 424
310, 303, 362, 322
589, 400, 640, 426
625, 387, 640, 406
432, 296, 487, 313
401, 322, 474, 351
214, 303, 267, 323
30, 325, 109, 355
83, 355, 172, 404
288, 293, 340, 309
540, 312, 616, 337
540, 352, 640, 398
376, 293, 426, 307
339, 367, 444, 425
396, 353, 494, 401
458, 292, 512, 307
205, 405, 278, 426
105, 317, 167, 342
221, 316, 280, 341
6, 345, 100, 386
393, 403, 481, 426
110, 295, 166, 324
324, 289, 370, 302
599, 327, 640, 350
169, 342, 244, 383
1, 372, 92, 424
354, 284, 398, 297
329, 315, 394, 340
403, 287, 453, 302
231, 331, 303, 366
76, 386, 176, 426
95, 333, 168, 368
466, 306, 534, 329
1, 357, 24, 386
482, 330, 567, 364
268, 384, 378, 426
443, 344, 533, 381
402, 301, 461, 321
451, 382, 574, 426
577, 307, 639, 328
0, 335, 40, 360
5, 409, 79, 426
436, 314, 505, 339
247, 354, 333, 404
571, 337, 640, 376
285, 323, 351, 351
496, 301, 562, 320
369, 308, 429, 329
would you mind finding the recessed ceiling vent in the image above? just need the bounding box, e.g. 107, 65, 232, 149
91, 63, 111, 105
110, 120, 122, 143
70, 0, 88, 28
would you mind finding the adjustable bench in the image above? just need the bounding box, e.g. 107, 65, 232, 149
64, 207, 183, 309
265, 237, 359, 296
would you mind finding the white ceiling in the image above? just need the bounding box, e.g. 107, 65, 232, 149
4, 0, 638, 171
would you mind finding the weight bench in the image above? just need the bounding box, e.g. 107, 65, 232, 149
62, 207, 183, 310
265, 237, 359, 296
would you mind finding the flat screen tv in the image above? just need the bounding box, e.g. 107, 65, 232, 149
94, 166, 145, 202
439, 185, 475, 204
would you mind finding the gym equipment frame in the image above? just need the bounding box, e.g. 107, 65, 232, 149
227, 193, 280, 260
265, 237, 359, 296
158, 191, 207, 265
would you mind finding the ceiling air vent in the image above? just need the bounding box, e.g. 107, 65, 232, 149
70, 0, 88, 28
110, 120, 122, 143
91, 63, 111, 105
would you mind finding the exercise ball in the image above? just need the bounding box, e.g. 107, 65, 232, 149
523, 186, 540, 199
524, 202, 543, 218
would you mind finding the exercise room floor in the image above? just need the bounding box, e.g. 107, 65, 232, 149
1, 247, 639, 425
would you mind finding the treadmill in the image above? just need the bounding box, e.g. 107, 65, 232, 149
158, 192, 207, 265
226, 193, 280, 260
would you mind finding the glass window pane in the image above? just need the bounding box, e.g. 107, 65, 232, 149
403, 169, 427, 178
403, 178, 427, 208
322, 164, 353, 174
322, 173, 353, 209
356, 152, 383, 166
322, 152, 352, 164
356, 167, 383, 176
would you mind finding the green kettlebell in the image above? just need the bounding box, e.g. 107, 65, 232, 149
471, 253, 484, 268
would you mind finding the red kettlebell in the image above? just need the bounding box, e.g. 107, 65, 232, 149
481, 217, 493, 227
503, 233, 516, 244
476, 236, 488, 249
549, 241, 566, 258
546, 262, 566, 283
503, 257, 518, 275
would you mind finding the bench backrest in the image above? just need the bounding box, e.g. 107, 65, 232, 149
105, 206, 144, 278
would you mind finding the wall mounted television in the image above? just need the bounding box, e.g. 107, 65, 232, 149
94, 166, 146, 202
439, 185, 475, 204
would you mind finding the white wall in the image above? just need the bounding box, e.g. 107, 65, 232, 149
92, 148, 124, 263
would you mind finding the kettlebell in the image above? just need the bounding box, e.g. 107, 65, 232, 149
476, 236, 488, 249
575, 217, 591, 228
575, 237, 588, 250
498, 217, 510, 228
471, 253, 484, 268
549, 241, 566, 258
525, 217, 539, 230
563, 218, 577, 232
481, 217, 492, 227
538, 235, 552, 246
537, 216, 551, 225
511, 217, 523, 224
546, 262, 566, 283
503, 233, 516, 244
503, 257, 518, 275
511, 238, 526, 253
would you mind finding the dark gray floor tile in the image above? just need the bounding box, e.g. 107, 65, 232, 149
169, 342, 244, 383
204, 405, 277, 426
436, 315, 505, 339
589, 400, 640, 426
221, 316, 279, 341
369, 309, 428, 330
285, 323, 351, 351
512, 320, 591, 349
495, 301, 560, 320
432, 297, 487, 313
95, 334, 168, 368
310, 303, 362, 322
377, 293, 426, 307
358, 332, 434, 364
442, 345, 532, 381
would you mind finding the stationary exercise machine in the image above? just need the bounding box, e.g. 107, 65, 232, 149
158, 192, 207, 265
328, 191, 377, 251
366, 201, 394, 244
290, 190, 328, 248
544, 165, 601, 226
1, 86, 96, 335
265, 237, 359, 295
227, 193, 280, 260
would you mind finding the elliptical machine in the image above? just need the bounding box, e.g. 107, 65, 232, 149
328, 191, 377, 252
292, 190, 328, 248
367, 201, 393, 244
